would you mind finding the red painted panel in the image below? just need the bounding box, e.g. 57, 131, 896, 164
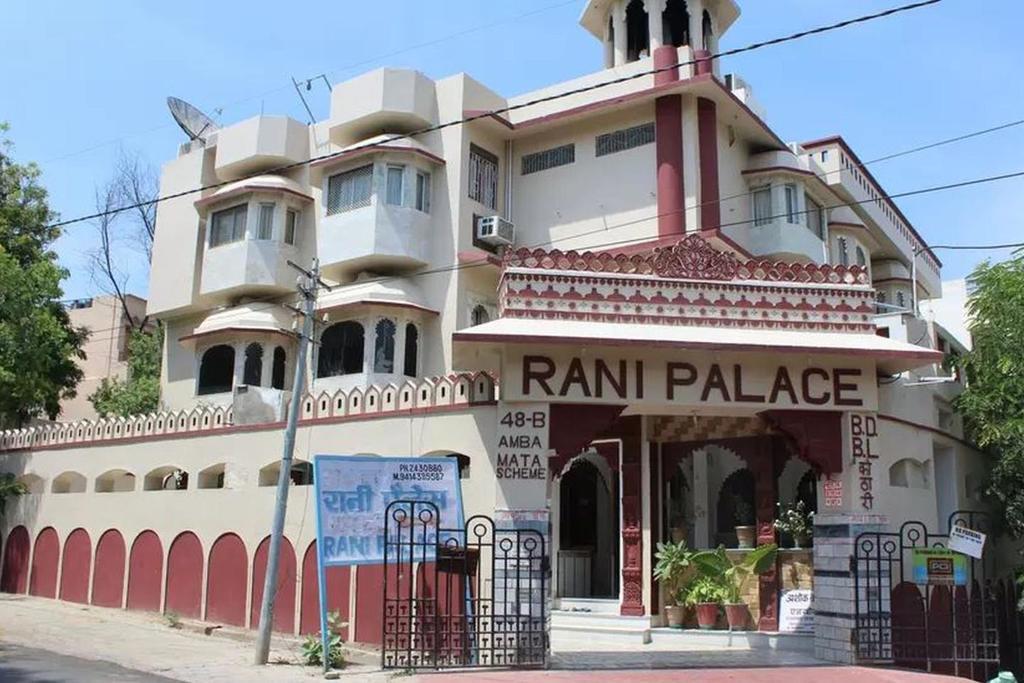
29, 528, 59, 598
250, 536, 296, 634
1, 526, 30, 594
92, 530, 126, 608
206, 533, 247, 626
165, 532, 203, 618
697, 97, 720, 231
126, 531, 163, 612
355, 564, 385, 644
892, 581, 926, 672
59, 528, 91, 603
299, 542, 350, 639
655, 94, 684, 239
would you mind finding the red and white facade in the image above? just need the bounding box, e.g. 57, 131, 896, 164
0, 0, 987, 665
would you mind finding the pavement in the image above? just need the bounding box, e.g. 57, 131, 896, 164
0, 594, 977, 683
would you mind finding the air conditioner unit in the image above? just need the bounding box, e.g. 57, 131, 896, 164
476, 215, 515, 247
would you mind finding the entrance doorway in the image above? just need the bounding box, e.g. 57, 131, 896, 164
556, 455, 619, 599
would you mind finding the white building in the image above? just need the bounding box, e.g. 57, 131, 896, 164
0, 0, 1003, 671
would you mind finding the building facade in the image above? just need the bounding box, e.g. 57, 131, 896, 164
0, 0, 995, 667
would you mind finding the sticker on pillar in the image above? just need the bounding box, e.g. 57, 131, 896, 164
495, 402, 550, 511
948, 525, 986, 559
823, 479, 843, 508
778, 589, 814, 633
911, 548, 967, 586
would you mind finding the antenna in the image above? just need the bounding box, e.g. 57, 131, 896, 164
167, 96, 220, 144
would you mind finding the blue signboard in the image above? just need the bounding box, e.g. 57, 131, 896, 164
312, 455, 464, 670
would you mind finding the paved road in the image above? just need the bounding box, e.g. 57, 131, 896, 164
0, 643, 181, 682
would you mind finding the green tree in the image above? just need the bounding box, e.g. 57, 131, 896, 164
955, 253, 1024, 536
0, 472, 28, 518
0, 123, 86, 428
89, 326, 163, 418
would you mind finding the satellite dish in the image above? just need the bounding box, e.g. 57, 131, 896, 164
167, 96, 219, 143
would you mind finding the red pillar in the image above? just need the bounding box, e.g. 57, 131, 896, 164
654, 43, 685, 240
749, 439, 780, 631
619, 418, 645, 617
697, 97, 720, 231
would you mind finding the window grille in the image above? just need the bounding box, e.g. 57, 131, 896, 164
521, 144, 575, 175
326, 165, 373, 215
595, 122, 655, 157
469, 145, 498, 209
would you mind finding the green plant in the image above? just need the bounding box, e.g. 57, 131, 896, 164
683, 575, 728, 606
732, 495, 754, 526
653, 540, 696, 604
301, 611, 347, 669
163, 611, 182, 629
0, 473, 28, 518
774, 500, 814, 539
693, 544, 778, 604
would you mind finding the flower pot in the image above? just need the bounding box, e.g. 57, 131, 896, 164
695, 602, 719, 630
665, 604, 685, 629
724, 603, 750, 631
792, 533, 810, 549
735, 525, 756, 549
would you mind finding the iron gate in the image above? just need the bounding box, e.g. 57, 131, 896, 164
381, 500, 548, 669
853, 511, 1000, 681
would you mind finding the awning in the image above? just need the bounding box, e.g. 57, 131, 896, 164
316, 277, 438, 317
453, 317, 941, 375
179, 304, 295, 345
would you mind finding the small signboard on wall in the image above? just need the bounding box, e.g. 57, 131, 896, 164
823, 479, 843, 508
911, 548, 967, 586
778, 590, 814, 633
495, 402, 550, 511
948, 525, 986, 559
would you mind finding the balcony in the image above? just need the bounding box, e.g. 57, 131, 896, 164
200, 238, 298, 300
214, 116, 309, 181
327, 69, 437, 146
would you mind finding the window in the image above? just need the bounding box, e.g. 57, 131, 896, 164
415, 171, 431, 213
404, 323, 419, 377
596, 122, 655, 157
662, 0, 691, 47
385, 165, 404, 206
209, 204, 247, 247
701, 9, 713, 50
625, 0, 649, 62
318, 321, 364, 377
521, 144, 575, 175
896, 290, 906, 309
243, 342, 263, 386
889, 458, 928, 489
374, 318, 396, 373
257, 203, 275, 240
784, 184, 799, 224
471, 304, 490, 326
326, 164, 373, 215
197, 344, 235, 395
271, 346, 286, 389
469, 145, 498, 209
837, 236, 850, 266
856, 246, 867, 267
821, 150, 829, 162
752, 186, 772, 226
806, 196, 825, 238
284, 209, 298, 245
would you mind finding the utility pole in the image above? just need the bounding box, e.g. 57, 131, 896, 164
254, 258, 328, 665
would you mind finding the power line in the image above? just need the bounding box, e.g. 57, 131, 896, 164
45, 0, 943, 231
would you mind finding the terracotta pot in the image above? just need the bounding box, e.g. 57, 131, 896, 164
665, 604, 685, 629
724, 603, 750, 631
735, 525, 756, 549
695, 602, 719, 630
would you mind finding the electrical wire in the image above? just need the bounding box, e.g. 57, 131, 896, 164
44, 0, 943, 231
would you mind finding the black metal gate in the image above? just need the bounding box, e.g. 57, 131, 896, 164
853, 511, 1000, 681
381, 500, 548, 670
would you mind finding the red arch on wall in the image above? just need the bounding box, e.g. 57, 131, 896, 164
250, 536, 296, 634
299, 541, 350, 639
126, 531, 163, 612
206, 533, 247, 627
165, 532, 203, 618
1, 526, 30, 594
59, 528, 92, 603
355, 564, 384, 644
92, 529, 126, 608
29, 527, 59, 598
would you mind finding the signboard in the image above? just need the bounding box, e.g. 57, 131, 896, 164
778, 589, 814, 633
948, 525, 986, 560
502, 349, 878, 411
912, 548, 967, 586
823, 479, 843, 508
312, 455, 464, 567
495, 402, 549, 510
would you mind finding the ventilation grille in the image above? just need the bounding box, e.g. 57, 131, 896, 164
596, 122, 656, 157
521, 144, 575, 175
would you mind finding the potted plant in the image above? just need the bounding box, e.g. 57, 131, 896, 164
653, 539, 695, 629
732, 495, 756, 549
694, 544, 778, 631
774, 500, 814, 549
684, 575, 727, 630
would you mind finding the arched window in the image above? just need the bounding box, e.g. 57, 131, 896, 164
143, 466, 188, 491
374, 319, 396, 373
836, 237, 850, 267
471, 305, 490, 327
889, 458, 928, 489
318, 322, 364, 377
198, 463, 226, 489
52, 471, 87, 494
855, 246, 867, 267
403, 323, 419, 377
716, 468, 755, 542
243, 343, 263, 386
198, 344, 235, 395
701, 9, 714, 51
625, 0, 649, 62
663, 0, 690, 47
271, 346, 286, 389
94, 469, 135, 493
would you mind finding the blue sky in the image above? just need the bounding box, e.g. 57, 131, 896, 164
4, 0, 1022, 301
